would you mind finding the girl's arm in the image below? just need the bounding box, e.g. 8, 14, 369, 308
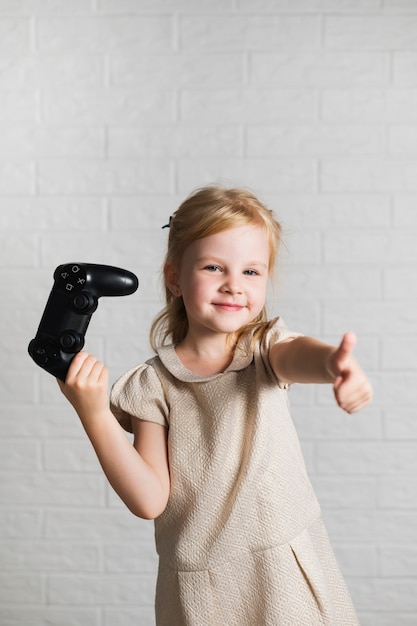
58, 352, 170, 520
269, 332, 373, 413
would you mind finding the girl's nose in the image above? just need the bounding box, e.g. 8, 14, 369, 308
220, 275, 242, 294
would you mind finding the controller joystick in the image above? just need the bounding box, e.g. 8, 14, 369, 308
28, 263, 139, 381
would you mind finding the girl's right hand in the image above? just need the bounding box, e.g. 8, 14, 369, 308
57, 351, 110, 421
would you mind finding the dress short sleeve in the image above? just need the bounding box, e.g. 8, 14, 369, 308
110, 362, 169, 433
260, 317, 303, 389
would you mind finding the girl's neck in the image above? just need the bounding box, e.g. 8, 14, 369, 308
175, 332, 236, 376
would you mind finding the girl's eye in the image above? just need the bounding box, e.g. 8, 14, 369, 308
204, 265, 221, 272
244, 269, 259, 276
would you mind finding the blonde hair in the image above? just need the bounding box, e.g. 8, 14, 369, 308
150, 185, 282, 352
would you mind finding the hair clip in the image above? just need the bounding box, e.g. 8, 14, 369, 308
162, 216, 173, 229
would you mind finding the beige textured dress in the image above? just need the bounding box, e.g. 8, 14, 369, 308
110, 318, 360, 626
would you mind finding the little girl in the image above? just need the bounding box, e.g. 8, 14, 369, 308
59, 186, 372, 625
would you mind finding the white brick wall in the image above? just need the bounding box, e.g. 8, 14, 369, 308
1, 1, 416, 624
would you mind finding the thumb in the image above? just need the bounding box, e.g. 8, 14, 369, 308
329, 332, 357, 377
336, 332, 357, 360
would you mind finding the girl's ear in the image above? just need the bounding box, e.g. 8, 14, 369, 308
164, 262, 181, 296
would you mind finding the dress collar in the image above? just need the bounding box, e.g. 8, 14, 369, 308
156, 333, 254, 383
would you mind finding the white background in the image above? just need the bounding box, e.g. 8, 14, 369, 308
1, 1, 417, 624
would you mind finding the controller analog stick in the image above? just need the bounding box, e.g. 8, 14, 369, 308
60, 331, 84, 351
73, 293, 97, 313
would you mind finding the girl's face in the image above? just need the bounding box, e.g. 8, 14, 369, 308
171, 224, 270, 341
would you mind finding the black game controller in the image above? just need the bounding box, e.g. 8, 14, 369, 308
28, 263, 139, 381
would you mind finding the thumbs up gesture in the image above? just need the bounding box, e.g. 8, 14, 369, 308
326, 332, 373, 413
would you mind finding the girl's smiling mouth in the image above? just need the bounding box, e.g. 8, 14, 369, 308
213, 302, 245, 312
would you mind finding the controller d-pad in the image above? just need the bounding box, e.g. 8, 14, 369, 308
29, 339, 59, 365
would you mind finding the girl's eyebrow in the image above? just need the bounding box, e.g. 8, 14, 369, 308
197, 256, 268, 269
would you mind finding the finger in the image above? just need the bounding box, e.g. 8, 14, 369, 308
66, 352, 101, 384
67, 351, 91, 377
335, 383, 373, 413
89, 358, 108, 383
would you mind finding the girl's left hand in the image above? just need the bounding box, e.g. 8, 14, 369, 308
326, 333, 373, 413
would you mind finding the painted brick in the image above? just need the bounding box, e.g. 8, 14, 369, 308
383, 408, 417, 439
378, 477, 417, 509
324, 300, 414, 336
180, 89, 318, 124
293, 407, 382, 441
282, 267, 382, 299
0, 1, 95, 16
0, 541, 100, 572
36, 16, 174, 53
176, 157, 317, 194
325, 16, 417, 49
0, 232, 37, 266
0, 510, 42, 539
0, 198, 106, 230
322, 88, 417, 123
0, 18, 30, 54
249, 52, 389, 88
0, 55, 104, 90
393, 52, 417, 86
99, 0, 231, 12
393, 194, 417, 225
108, 125, 241, 158
313, 476, 377, 509
381, 337, 417, 369
323, 230, 417, 265
45, 508, 151, 541
110, 53, 244, 88
321, 158, 417, 193
179, 16, 321, 51
109, 195, 183, 229
0, 161, 34, 194
0, 440, 41, 470
103, 607, 156, 626
0, 92, 39, 123
0, 126, 106, 158
0, 608, 100, 626
349, 578, 417, 612
103, 540, 158, 573
0, 472, 106, 506
374, 511, 417, 544
47, 573, 156, 605
246, 124, 384, 156
333, 542, 378, 577
43, 439, 103, 472
271, 194, 391, 229
236, 0, 380, 12
388, 125, 417, 154
43, 89, 175, 125
0, 573, 43, 604
380, 545, 417, 577
37, 159, 173, 195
